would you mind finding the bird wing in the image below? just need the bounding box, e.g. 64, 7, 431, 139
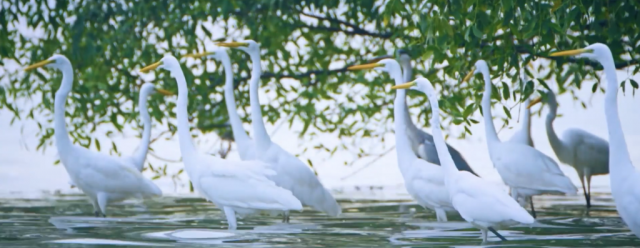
73, 148, 161, 197
451, 172, 534, 224
416, 130, 477, 176
194, 155, 302, 211
260, 144, 341, 216
563, 129, 609, 175
405, 159, 452, 209
492, 143, 577, 194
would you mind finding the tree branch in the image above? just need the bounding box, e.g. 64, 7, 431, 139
299, 12, 392, 39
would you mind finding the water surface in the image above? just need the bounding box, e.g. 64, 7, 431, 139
0, 192, 637, 247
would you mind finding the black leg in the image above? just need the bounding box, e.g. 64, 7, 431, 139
529, 197, 537, 219
581, 177, 591, 208
94, 211, 100, 217
488, 227, 507, 241
102, 214, 106, 218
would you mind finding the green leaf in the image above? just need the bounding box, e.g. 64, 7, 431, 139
503, 106, 512, 119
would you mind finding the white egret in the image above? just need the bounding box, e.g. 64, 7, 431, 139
372, 51, 477, 175
508, 74, 534, 147
464, 60, 577, 218
139, 55, 302, 229
24, 55, 162, 217
392, 78, 534, 243
527, 90, 609, 208
184, 48, 256, 160
218, 40, 341, 221
67, 82, 170, 188
550, 43, 640, 237
348, 59, 454, 221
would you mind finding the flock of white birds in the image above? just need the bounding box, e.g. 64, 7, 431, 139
22, 41, 640, 243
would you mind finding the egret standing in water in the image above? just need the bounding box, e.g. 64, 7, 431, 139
217, 40, 341, 221
184, 48, 256, 161
24, 55, 162, 217
528, 90, 609, 208
372, 51, 477, 175
392, 78, 534, 243
348, 59, 455, 221
463, 60, 577, 218
550, 43, 640, 237
67, 82, 171, 188
139, 55, 302, 229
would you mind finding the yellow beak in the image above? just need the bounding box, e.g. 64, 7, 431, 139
140, 61, 162, 73
391, 81, 416, 90
461, 67, 476, 83
183, 52, 214, 59
24, 59, 54, 71
527, 97, 542, 109
156, 89, 173, 96
550, 48, 592, 57
347, 63, 383, 71
217, 42, 249, 48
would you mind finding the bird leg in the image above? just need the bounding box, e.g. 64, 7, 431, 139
481, 229, 488, 243
94, 210, 100, 217
282, 211, 290, 223
488, 227, 507, 241
435, 208, 448, 222
223, 207, 237, 230
586, 170, 593, 208
579, 172, 590, 208
529, 196, 537, 219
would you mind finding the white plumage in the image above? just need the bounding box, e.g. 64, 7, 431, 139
394, 77, 534, 243
24, 54, 162, 217
466, 60, 577, 218
349, 59, 454, 221
219, 40, 341, 219
139, 55, 302, 229
551, 43, 640, 238
529, 89, 609, 208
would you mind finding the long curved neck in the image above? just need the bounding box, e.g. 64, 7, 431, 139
131, 89, 151, 170
54, 65, 74, 155
400, 60, 413, 83
222, 58, 252, 155
544, 102, 568, 161
523, 101, 532, 138
425, 88, 458, 175
391, 64, 418, 132
173, 68, 198, 158
247, 52, 271, 149
602, 59, 634, 174
480, 69, 500, 144
394, 88, 418, 174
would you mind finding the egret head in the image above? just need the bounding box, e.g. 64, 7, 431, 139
183, 47, 230, 63
397, 49, 411, 64
24, 54, 71, 71
140, 82, 173, 96
139, 55, 181, 73
462, 60, 489, 83
550, 43, 613, 65
391, 77, 434, 97
217, 40, 260, 55
347, 58, 401, 74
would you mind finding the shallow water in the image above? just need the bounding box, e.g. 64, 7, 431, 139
0, 192, 638, 247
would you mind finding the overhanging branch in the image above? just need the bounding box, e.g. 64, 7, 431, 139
299, 12, 392, 39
